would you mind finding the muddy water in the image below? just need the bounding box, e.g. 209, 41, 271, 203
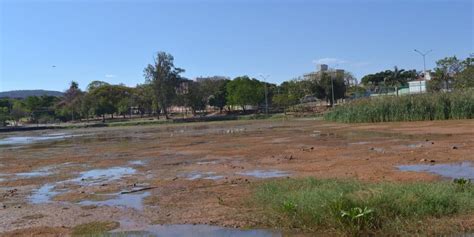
180, 171, 224, 180
71, 167, 136, 184
110, 224, 281, 237
29, 184, 61, 204
27, 166, 138, 203
79, 191, 151, 210
0, 133, 84, 146
236, 170, 290, 178
398, 162, 474, 179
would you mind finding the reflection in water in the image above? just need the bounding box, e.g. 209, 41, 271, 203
398, 162, 474, 179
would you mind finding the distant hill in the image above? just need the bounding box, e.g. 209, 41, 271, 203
0, 90, 64, 99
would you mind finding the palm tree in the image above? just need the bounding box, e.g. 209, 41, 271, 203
384, 66, 405, 96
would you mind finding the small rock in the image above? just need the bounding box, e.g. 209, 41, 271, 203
420, 159, 427, 162
452, 146, 458, 150
430, 160, 436, 163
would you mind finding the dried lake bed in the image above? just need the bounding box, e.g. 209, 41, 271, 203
0, 119, 473, 236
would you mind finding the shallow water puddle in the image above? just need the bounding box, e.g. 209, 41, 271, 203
129, 160, 146, 166
236, 170, 290, 178
71, 167, 136, 184
28, 166, 137, 204
79, 191, 150, 210
398, 162, 474, 179
0, 133, 84, 146
196, 160, 219, 165
180, 171, 224, 180
110, 224, 281, 237
407, 141, 434, 148
29, 183, 62, 204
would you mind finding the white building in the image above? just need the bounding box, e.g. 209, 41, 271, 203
408, 80, 426, 94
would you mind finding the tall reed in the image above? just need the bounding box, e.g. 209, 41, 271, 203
324, 90, 474, 123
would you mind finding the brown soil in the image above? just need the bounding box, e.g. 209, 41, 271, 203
0, 119, 473, 236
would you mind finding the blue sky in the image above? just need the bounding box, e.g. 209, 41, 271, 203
1, 0, 472, 92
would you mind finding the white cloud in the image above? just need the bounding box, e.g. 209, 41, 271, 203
313, 58, 347, 65
105, 74, 116, 78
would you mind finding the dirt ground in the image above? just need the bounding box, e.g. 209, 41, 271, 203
0, 118, 473, 236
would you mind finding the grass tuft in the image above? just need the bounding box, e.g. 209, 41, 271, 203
253, 178, 474, 236
71, 221, 119, 236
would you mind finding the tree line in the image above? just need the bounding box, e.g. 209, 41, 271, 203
358, 56, 473, 93
1, 52, 472, 126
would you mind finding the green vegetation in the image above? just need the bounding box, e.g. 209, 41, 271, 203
226, 76, 265, 112
324, 90, 474, 123
254, 178, 474, 236
71, 221, 119, 236
1, 53, 472, 127
361, 67, 417, 91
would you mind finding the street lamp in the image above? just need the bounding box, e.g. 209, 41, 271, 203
414, 49, 433, 74
259, 74, 269, 115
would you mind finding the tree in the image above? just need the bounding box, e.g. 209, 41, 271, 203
87, 81, 110, 91
432, 56, 465, 91
202, 78, 229, 113
117, 97, 131, 118
317, 72, 345, 106
226, 76, 264, 112
383, 66, 415, 95
347, 85, 367, 97
132, 84, 155, 117
0, 99, 11, 126
144, 52, 184, 119
361, 68, 415, 93
453, 64, 474, 89
86, 84, 132, 122
272, 80, 307, 113
58, 81, 83, 121
10, 100, 27, 126
180, 81, 207, 115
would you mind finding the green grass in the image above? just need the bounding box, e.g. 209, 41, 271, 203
253, 178, 474, 236
71, 221, 119, 236
324, 90, 474, 123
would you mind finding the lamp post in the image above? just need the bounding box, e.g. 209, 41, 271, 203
259, 74, 269, 115
414, 49, 432, 74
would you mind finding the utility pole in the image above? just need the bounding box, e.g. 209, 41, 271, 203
259, 74, 269, 115
414, 49, 432, 74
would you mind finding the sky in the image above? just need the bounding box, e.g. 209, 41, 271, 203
0, 0, 472, 92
